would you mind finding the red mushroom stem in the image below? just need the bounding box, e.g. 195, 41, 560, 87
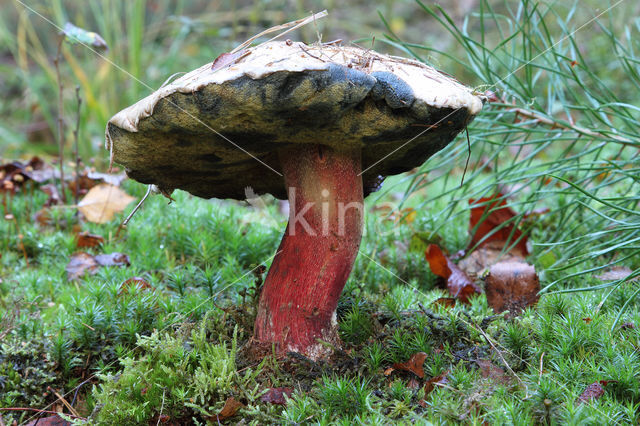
252, 144, 364, 359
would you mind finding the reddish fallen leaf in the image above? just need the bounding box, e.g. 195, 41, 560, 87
383, 367, 395, 376
261, 387, 293, 405
469, 194, 529, 256
577, 381, 612, 404
476, 359, 510, 384
119, 277, 153, 294
34, 208, 52, 226
41, 183, 61, 206
95, 252, 130, 267
392, 352, 428, 379
582, 317, 592, 324
432, 297, 456, 309
407, 378, 421, 389
66, 252, 100, 280
69, 169, 127, 196
76, 231, 105, 248
211, 50, 248, 72
25, 415, 72, 426
210, 397, 244, 422
425, 244, 482, 303
485, 261, 539, 316
420, 371, 450, 406
1, 156, 54, 192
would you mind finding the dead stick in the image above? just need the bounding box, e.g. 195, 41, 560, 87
54, 33, 67, 203
0, 407, 84, 420
48, 385, 81, 418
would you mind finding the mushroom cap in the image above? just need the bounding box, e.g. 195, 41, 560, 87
106, 41, 484, 199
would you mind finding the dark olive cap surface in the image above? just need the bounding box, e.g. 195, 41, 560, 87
106, 41, 484, 199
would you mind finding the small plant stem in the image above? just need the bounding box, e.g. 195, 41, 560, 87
73, 85, 82, 208
48, 385, 81, 418
0, 407, 85, 420
54, 34, 68, 203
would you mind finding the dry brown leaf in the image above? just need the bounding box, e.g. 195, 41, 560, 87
119, 277, 153, 294
66, 252, 99, 280
210, 397, 244, 422
432, 297, 457, 309
425, 244, 482, 304
485, 261, 539, 315
457, 241, 524, 278
577, 381, 612, 404
76, 231, 105, 248
95, 252, 130, 267
392, 352, 428, 378
78, 183, 135, 224
261, 387, 293, 405
420, 371, 449, 405
469, 194, 529, 256
25, 415, 72, 426
476, 359, 510, 384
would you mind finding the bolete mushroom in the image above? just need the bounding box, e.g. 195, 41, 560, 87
106, 41, 484, 360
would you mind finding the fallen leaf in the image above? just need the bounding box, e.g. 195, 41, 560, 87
66, 252, 130, 280
407, 378, 421, 390
392, 352, 428, 378
432, 297, 456, 309
95, 252, 130, 267
34, 208, 52, 226
76, 231, 105, 248
577, 381, 612, 404
457, 241, 524, 278
420, 371, 449, 405
211, 50, 247, 72
210, 397, 244, 422
485, 261, 539, 315
261, 387, 293, 405
383, 367, 395, 376
595, 266, 638, 282
25, 415, 72, 426
41, 183, 61, 206
469, 194, 529, 256
476, 359, 510, 384
620, 322, 635, 330
582, 317, 592, 324
119, 277, 153, 294
78, 183, 135, 224
66, 252, 99, 280
425, 244, 482, 303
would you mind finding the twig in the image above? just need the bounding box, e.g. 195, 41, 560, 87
504, 105, 634, 146
114, 184, 153, 239
0, 407, 84, 420
73, 85, 82, 208
54, 33, 67, 203
475, 325, 525, 387
538, 352, 545, 385
48, 386, 81, 418
156, 389, 165, 426
230, 10, 328, 54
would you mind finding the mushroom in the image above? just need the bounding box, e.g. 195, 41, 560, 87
106, 41, 484, 360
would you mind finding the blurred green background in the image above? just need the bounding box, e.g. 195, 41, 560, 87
3, 0, 636, 164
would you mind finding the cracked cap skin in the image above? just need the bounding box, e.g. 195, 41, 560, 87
106, 40, 484, 200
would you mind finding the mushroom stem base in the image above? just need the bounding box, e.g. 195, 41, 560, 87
251, 145, 364, 360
